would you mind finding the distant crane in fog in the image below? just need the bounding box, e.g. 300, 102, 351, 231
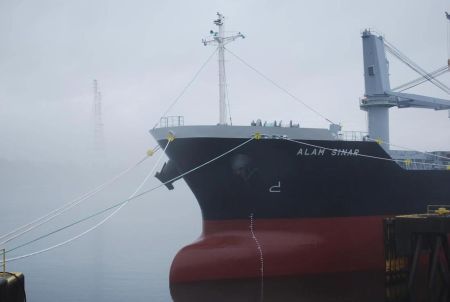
93, 79, 104, 158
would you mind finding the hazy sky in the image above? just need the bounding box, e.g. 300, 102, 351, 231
1, 0, 449, 165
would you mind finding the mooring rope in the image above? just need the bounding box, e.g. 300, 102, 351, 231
364, 137, 450, 162
2, 136, 255, 264
0, 147, 159, 247
3, 141, 170, 262
283, 137, 450, 169
3, 133, 447, 267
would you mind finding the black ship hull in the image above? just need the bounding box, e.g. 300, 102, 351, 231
152, 130, 450, 282
160, 137, 450, 220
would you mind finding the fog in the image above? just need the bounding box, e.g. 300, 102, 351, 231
1, 0, 449, 166
0, 0, 449, 300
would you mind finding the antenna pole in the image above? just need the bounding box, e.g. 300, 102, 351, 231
217, 14, 227, 125
203, 13, 244, 125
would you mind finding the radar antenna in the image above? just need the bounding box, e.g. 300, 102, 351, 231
202, 13, 244, 125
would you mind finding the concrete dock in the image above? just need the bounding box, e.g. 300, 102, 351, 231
384, 209, 450, 302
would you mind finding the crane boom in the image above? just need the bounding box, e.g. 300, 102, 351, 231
388, 91, 450, 110
360, 28, 450, 150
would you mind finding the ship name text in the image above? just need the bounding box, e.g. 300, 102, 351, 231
296, 148, 360, 157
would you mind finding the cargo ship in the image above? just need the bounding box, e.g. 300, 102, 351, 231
150, 13, 450, 283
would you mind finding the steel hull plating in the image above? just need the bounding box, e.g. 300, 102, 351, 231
153, 135, 450, 282
170, 216, 385, 283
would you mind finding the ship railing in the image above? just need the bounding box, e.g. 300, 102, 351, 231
338, 131, 368, 141
395, 160, 448, 171
159, 116, 184, 128
391, 150, 450, 170
250, 120, 300, 128
427, 205, 450, 214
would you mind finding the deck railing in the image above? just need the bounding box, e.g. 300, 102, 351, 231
338, 131, 368, 141
159, 116, 184, 128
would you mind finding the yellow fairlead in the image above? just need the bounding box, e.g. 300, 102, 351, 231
375, 138, 382, 145
167, 133, 176, 142
447, 165, 450, 171
253, 132, 262, 140
146, 149, 155, 157
435, 207, 450, 215
404, 159, 412, 166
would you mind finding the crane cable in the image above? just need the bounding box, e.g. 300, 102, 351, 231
393, 65, 448, 92
384, 40, 450, 94
0, 146, 160, 247
2, 135, 255, 264
224, 47, 337, 126
384, 40, 448, 92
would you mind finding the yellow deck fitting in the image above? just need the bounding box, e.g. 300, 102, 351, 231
146, 149, 155, 157
375, 138, 382, 145
253, 132, 261, 140
404, 159, 412, 166
435, 207, 450, 215
167, 133, 175, 142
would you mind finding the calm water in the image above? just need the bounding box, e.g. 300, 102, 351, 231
1, 159, 427, 301
1, 159, 201, 301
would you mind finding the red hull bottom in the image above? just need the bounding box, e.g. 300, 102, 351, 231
170, 216, 385, 283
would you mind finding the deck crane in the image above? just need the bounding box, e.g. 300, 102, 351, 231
360, 13, 450, 150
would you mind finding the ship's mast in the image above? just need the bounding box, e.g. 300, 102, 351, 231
217, 14, 227, 125
203, 13, 244, 125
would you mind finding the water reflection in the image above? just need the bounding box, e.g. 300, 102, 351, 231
170, 269, 450, 302
170, 271, 385, 302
